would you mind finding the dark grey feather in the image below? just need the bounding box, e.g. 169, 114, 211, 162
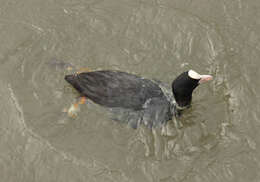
65, 70, 165, 110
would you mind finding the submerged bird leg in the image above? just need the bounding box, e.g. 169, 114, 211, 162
64, 96, 87, 118
76, 67, 92, 74
68, 103, 79, 118
78, 96, 87, 104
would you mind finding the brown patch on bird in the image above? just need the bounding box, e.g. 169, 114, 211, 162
76, 67, 92, 74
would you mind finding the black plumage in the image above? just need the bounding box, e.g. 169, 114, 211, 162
65, 70, 212, 128
65, 71, 164, 110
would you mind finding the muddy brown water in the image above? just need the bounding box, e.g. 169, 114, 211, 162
1, 0, 260, 181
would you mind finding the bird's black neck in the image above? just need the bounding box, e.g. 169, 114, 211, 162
173, 92, 192, 108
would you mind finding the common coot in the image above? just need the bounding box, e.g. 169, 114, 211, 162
65, 70, 212, 128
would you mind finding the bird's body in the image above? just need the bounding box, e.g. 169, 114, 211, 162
65, 71, 176, 128
65, 71, 165, 110
65, 69, 212, 128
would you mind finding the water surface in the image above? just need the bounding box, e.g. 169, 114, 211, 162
0, 0, 260, 181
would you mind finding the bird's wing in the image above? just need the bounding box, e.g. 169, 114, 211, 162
66, 70, 164, 110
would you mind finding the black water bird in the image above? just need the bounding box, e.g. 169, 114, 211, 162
65, 70, 212, 128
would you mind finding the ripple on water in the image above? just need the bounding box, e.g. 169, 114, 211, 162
0, 1, 233, 181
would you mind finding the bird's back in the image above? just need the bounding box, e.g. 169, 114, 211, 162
65, 70, 164, 110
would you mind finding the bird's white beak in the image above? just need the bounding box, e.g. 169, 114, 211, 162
198, 74, 213, 84
188, 70, 213, 84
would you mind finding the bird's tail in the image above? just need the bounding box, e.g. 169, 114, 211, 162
65, 74, 77, 85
